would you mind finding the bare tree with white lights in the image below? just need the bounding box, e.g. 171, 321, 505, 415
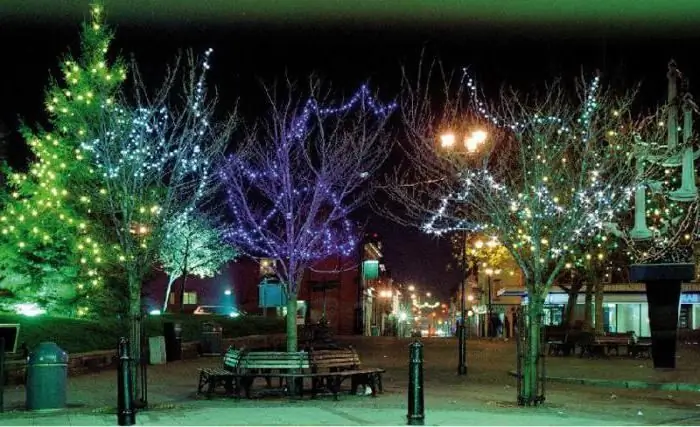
379, 63, 648, 405
220, 81, 394, 352
82, 49, 235, 400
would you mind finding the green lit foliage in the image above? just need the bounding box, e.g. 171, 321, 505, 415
0, 4, 124, 315
451, 232, 513, 275
159, 214, 237, 312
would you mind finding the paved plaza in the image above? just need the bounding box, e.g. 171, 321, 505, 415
3, 337, 700, 425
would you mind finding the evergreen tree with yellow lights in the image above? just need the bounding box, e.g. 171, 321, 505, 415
0, 4, 124, 315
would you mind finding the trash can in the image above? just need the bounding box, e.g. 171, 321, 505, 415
26, 342, 68, 411
200, 322, 223, 356
371, 326, 380, 337
163, 322, 182, 362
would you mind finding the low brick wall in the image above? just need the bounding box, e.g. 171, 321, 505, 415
2, 333, 287, 386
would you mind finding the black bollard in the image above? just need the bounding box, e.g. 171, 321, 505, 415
117, 338, 135, 426
407, 340, 425, 426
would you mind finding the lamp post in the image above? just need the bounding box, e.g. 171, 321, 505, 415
484, 268, 501, 337
439, 129, 487, 376
457, 229, 468, 375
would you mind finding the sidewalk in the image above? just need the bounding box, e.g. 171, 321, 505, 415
1, 400, 645, 426
4, 337, 700, 425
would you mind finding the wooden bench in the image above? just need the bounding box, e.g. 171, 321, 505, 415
547, 331, 579, 357
234, 351, 311, 399
628, 340, 652, 358
580, 332, 635, 358
196, 347, 384, 401
307, 347, 385, 400
197, 347, 243, 398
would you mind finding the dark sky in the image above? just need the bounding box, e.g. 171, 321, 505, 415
2, 2, 700, 299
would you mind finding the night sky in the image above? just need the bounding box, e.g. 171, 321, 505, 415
2, 1, 700, 299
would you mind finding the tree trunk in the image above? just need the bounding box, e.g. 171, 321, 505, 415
127, 269, 143, 404
286, 294, 298, 352
522, 294, 544, 405
162, 275, 177, 313
583, 281, 593, 331
564, 290, 577, 329
178, 270, 190, 313
594, 279, 605, 335
178, 244, 191, 313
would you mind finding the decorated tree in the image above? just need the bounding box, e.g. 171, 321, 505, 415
559, 232, 625, 332
220, 81, 394, 352
159, 213, 237, 313
0, 4, 123, 315
80, 48, 234, 399
382, 64, 646, 404
451, 233, 512, 278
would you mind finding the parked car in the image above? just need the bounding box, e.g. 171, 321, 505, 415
193, 305, 245, 317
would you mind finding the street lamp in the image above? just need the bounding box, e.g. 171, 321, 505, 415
408, 285, 415, 292
440, 130, 488, 153
438, 128, 488, 376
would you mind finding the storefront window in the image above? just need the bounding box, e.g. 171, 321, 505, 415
543, 305, 564, 326
640, 303, 651, 337
693, 305, 700, 330
617, 303, 641, 336
604, 304, 615, 333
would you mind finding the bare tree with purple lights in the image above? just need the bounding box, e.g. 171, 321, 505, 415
219, 81, 394, 351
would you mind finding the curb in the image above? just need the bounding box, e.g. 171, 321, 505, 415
0, 402, 184, 419
507, 370, 700, 393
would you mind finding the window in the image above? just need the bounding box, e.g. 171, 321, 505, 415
603, 304, 616, 333
640, 303, 650, 337
617, 303, 641, 336
693, 305, 700, 329
183, 292, 197, 305
679, 304, 691, 329
542, 305, 564, 326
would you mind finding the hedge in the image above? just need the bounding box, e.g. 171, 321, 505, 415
0, 313, 285, 354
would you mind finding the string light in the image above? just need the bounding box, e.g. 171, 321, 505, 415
1, 4, 120, 313
422, 69, 643, 291
220, 85, 395, 288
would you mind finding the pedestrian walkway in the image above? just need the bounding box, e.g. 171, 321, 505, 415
1, 400, 640, 426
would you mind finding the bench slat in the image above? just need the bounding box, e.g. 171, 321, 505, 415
240, 363, 310, 369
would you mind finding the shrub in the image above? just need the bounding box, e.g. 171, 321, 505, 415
0, 313, 284, 354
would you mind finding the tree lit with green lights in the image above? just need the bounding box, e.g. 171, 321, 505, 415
159, 214, 237, 313
0, 5, 124, 315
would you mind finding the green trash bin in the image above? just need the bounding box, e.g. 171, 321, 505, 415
371, 326, 380, 337
200, 322, 223, 356
26, 342, 68, 411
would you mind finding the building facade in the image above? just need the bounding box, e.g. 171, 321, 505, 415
524, 282, 700, 338
145, 234, 392, 336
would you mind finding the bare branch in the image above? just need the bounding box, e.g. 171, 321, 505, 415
220, 78, 394, 295
381, 60, 648, 303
